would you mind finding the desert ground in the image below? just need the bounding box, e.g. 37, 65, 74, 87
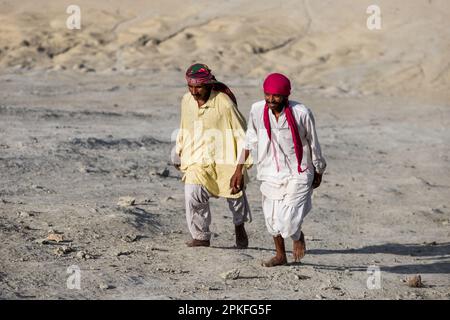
0, 0, 449, 300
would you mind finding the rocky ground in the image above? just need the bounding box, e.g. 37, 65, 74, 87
0, 71, 449, 299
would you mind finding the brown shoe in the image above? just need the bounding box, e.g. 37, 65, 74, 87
185, 239, 210, 247
235, 224, 248, 249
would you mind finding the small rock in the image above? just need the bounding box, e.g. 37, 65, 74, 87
53, 65, 66, 71
116, 250, 132, 257
17, 211, 33, 218
121, 234, 139, 243
431, 208, 443, 214
107, 86, 120, 92
407, 275, 423, 288
208, 287, 221, 291
315, 294, 324, 299
77, 251, 94, 260
54, 246, 73, 256
117, 197, 136, 207
159, 168, 170, 178
294, 274, 309, 280
46, 233, 64, 243
331, 286, 342, 291
99, 283, 114, 290
34, 238, 49, 245
220, 269, 240, 280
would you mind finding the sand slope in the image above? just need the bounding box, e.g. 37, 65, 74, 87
0, 0, 449, 101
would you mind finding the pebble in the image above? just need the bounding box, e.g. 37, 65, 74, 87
54, 246, 73, 256
121, 234, 139, 242
159, 168, 170, 177
406, 275, 423, 288
99, 283, 113, 290
220, 269, 240, 280
77, 251, 94, 260
116, 250, 132, 257
117, 197, 136, 207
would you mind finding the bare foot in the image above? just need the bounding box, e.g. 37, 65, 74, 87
261, 255, 287, 267
185, 239, 210, 247
293, 232, 306, 262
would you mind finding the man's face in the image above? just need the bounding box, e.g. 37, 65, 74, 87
265, 92, 286, 111
188, 83, 212, 102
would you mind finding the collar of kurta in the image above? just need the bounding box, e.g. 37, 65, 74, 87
196, 90, 218, 109
268, 106, 287, 126
264, 102, 307, 173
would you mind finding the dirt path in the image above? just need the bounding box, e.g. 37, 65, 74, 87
0, 72, 449, 300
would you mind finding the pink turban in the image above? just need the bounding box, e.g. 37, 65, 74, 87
263, 73, 306, 173
263, 73, 291, 96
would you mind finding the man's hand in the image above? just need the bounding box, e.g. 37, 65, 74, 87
171, 150, 181, 171
312, 170, 323, 189
230, 169, 244, 194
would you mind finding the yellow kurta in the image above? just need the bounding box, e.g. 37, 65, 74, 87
176, 90, 252, 198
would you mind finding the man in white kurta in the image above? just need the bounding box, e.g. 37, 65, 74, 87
230, 73, 326, 267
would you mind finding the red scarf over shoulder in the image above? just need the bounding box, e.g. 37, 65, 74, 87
263, 73, 306, 173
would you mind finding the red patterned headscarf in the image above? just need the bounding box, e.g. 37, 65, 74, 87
185, 63, 237, 105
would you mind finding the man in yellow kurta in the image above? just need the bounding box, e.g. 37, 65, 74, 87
173, 63, 251, 248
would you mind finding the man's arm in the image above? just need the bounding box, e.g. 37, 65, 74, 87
304, 109, 326, 188
173, 97, 186, 171
230, 105, 258, 194
230, 149, 251, 194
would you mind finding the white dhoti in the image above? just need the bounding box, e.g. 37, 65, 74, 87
244, 101, 327, 241
185, 184, 251, 241
261, 176, 313, 241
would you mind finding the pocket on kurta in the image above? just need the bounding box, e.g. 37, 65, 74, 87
278, 129, 295, 154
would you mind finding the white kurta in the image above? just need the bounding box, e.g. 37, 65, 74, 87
245, 100, 327, 240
